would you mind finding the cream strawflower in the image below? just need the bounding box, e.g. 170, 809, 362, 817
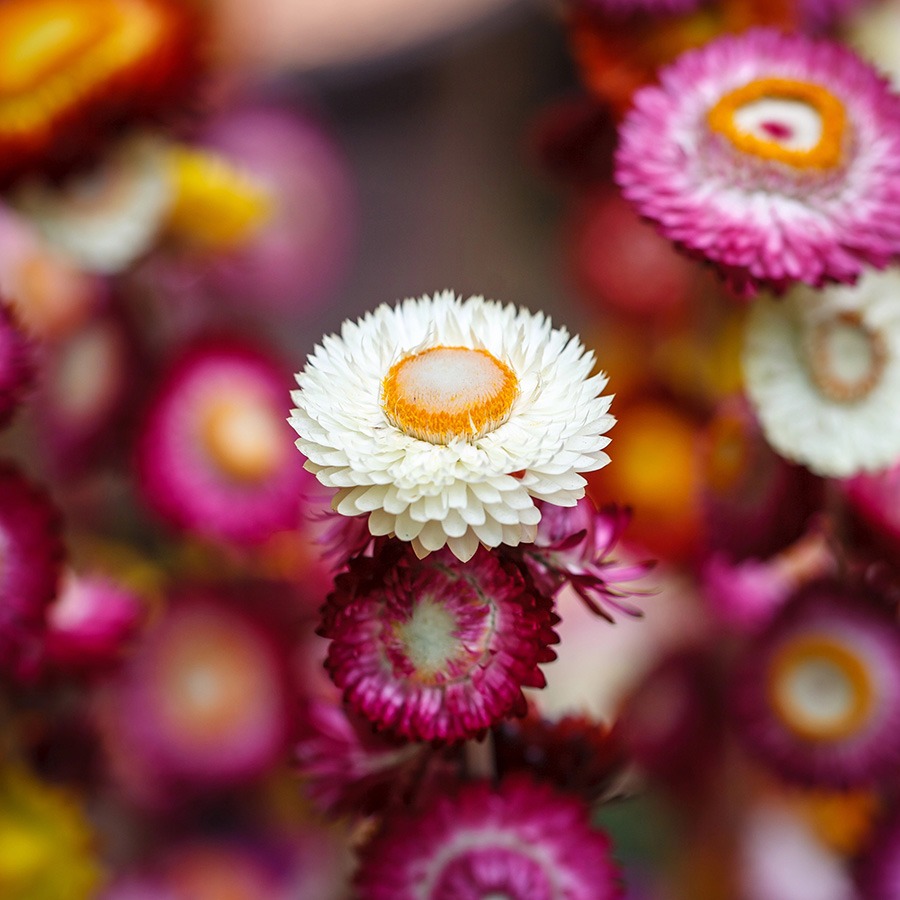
743, 269, 900, 478
290, 291, 613, 562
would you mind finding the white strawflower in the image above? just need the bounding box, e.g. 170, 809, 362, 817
743, 269, 900, 478
290, 291, 614, 562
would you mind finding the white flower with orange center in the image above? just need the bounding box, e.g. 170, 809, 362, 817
290, 292, 614, 562
742, 269, 900, 478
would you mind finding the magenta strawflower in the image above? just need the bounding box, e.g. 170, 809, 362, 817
293, 696, 442, 816
43, 572, 144, 671
100, 591, 293, 796
135, 338, 309, 544
320, 544, 559, 743
732, 582, 900, 786
355, 775, 622, 899
0, 465, 65, 680
615, 29, 900, 295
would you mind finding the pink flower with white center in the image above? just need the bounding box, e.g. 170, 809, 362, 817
732, 582, 900, 786
320, 544, 559, 743
43, 572, 144, 671
0, 464, 64, 680
0, 302, 33, 428
615, 29, 900, 295
99, 591, 294, 797
355, 775, 622, 899
135, 338, 309, 545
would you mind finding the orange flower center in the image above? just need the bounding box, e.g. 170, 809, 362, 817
382, 345, 518, 444
767, 635, 874, 741
708, 77, 847, 170
201, 395, 286, 483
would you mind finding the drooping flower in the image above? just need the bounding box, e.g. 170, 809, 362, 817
0, 0, 203, 187
355, 775, 622, 899
291, 291, 614, 562
615, 29, 900, 295
742, 270, 900, 477
136, 338, 309, 545
319, 543, 559, 743
732, 582, 900, 786
0, 465, 65, 681
13, 134, 173, 274
512, 497, 651, 621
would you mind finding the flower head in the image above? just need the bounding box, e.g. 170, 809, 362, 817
615, 29, 900, 295
136, 338, 309, 545
743, 270, 900, 477
355, 775, 622, 899
732, 582, 900, 786
319, 543, 559, 743
291, 291, 613, 562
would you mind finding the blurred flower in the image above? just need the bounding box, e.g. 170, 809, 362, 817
0, 208, 105, 340
34, 304, 143, 477
579, 0, 702, 15
0, 763, 103, 900
0, 0, 203, 187
319, 543, 558, 743
13, 134, 172, 274
291, 291, 614, 562
164, 106, 355, 316
743, 271, 900, 477
0, 302, 33, 427
0, 464, 65, 681
43, 571, 144, 671
356, 775, 621, 899
700, 397, 823, 561
293, 696, 442, 817
615, 29, 900, 295
733, 582, 900, 786
99, 590, 294, 799
136, 338, 308, 545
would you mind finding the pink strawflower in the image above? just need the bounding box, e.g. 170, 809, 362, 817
702, 529, 836, 633
43, 572, 144, 671
355, 775, 622, 899
320, 544, 559, 743
0, 465, 65, 680
615, 29, 900, 295
99, 591, 294, 798
135, 338, 309, 545
732, 582, 900, 786
0, 302, 33, 427
513, 497, 652, 621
